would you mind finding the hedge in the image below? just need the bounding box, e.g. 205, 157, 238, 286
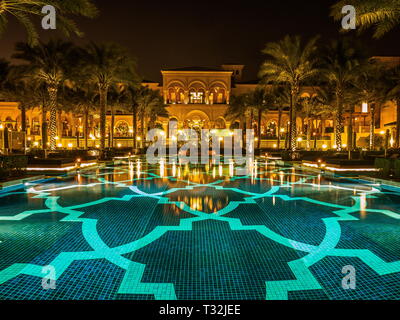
0, 155, 28, 181
394, 159, 400, 179
374, 158, 392, 178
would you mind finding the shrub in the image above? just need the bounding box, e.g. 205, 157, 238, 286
374, 158, 392, 178
394, 159, 400, 179
0, 155, 28, 180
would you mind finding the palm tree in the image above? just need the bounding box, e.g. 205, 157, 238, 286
226, 93, 251, 147
119, 84, 141, 150
63, 83, 98, 149
108, 84, 127, 148
387, 67, 400, 148
81, 43, 138, 155
0, 66, 42, 134
259, 35, 320, 152
331, 0, 400, 39
13, 40, 78, 150
247, 87, 279, 150
352, 63, 389, 150
321, 39, 367, 152
298, 93, 321, 150
0, 0, 98, 46
137, 87, 166, 138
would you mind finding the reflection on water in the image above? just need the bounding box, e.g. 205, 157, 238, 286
75, 156, 382, 216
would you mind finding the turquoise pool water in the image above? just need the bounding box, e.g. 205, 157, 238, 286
0, 158, 400, 300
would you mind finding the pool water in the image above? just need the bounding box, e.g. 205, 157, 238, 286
0, 158, 400, 300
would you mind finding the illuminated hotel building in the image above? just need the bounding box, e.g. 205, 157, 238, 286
0, 59, 399, 150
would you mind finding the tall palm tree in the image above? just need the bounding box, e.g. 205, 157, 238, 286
298, 93, 321, 150
119, 84, 141, 150
246, 87, 278, 150
137, 87, 166, 138
63, 83, 98, 149
81, 43, 138, 155
321, 39, 367, 152
0, 65, 43, 135
0, 0, 98, 46
352, 63, 389, 150
13, 40, 77, 150
331, 0, 400, 39
226, 93, 251, 147
387, 66, 400, 148
259, 35, 320, 152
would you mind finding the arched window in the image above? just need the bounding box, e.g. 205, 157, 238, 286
114, 121, 130, 137
215, 118, 226, 129
209, 85, 226, 104
266, 121, 277, 138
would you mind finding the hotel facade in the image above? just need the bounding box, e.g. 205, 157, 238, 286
0, 59, 399, 151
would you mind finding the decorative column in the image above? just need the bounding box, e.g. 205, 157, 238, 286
163, 90, 168, 104
184, 90, 190, 104
205, 90, 210, 105
226, 90, 230, 104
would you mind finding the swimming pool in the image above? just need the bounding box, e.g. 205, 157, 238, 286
0, 158, 399, 300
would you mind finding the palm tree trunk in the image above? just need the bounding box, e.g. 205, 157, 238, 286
84, 108, 89, 150
257, 109, 262, 150
396, 98, 400, 148
306, 118, 312, 151
289, 87, 298, 152
41, 105, 48, 150
348, 109, 353, 160
99, 85, 108, 154
369, 104, 376, 151
48, 86, 58, 151
241, 116, 247, 148
335, 91, 343, 151
132, 104, 137, 150
110, 105, 115, 148
277, 107, 282, 149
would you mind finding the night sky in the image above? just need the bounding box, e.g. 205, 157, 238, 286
1, 0, 399, 82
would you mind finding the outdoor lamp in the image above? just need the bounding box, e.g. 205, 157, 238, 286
362, 102, 368, 113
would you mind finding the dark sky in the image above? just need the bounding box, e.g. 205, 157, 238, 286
1, 0, 399, 82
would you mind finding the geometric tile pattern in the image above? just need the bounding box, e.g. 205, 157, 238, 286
0, 158, 400, 300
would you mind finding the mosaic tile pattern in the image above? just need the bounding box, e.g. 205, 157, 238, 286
0, 158, 399, 300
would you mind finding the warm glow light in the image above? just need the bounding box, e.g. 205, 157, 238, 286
117, 143, 122, 148
380, 131, 385, 135
68, 143, 73, 148
55, 136, 59, 140
57, 143, 62, 148
273, 144, 277, 148
136, 136, 141, 141
280, 128, 285, 133
33, 142, 39, 147
297, 137, 303, 142
342, 144, 347, 148
322, 144, 327, 149
362, 102, 368, 113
